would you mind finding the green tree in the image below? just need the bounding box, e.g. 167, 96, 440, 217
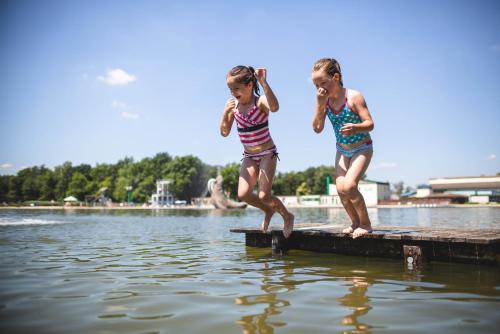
273, 171, 306, 196
7, 176, 22, 203
134, 175, 155, 203
0, 175, 12, 203
151, 152, 172, 180
220, 163, 240, 199
100, 176, 114, 195
113, 176, 131, 203
296, 182, 311, 196
18, 166, 52, 201
87, 163, 115, 198
0, 151, 371, 204
54, 162, 73, 200
392, 181, 405, 196
306, 165, 336, 195
21, 176, 40, 201
112, 159, 135, 202
67, 172, 89, 200
40, 170, 56, 201
73, 164, 92, 179
164, 155, 206, 201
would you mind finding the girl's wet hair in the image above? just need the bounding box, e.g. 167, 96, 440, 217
227, 65, 260, 96
312, 58, 343, 86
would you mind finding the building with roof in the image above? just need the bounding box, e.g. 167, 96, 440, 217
276, 179, 390, 207
151, 180, 174, 207
428, 175, 500, 203
328, 179, 391, 207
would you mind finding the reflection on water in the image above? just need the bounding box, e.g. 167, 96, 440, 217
338, 275, 373, 334
233, 244, 500, 334
0, 208, 499, 334
235, 259, 293, 334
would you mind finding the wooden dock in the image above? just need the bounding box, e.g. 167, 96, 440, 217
230, 224, 500, 266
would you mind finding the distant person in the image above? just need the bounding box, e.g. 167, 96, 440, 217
311, 58, 375, 238
220, 66, 294, 238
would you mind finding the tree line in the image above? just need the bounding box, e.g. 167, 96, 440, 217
0, 152, 341, 204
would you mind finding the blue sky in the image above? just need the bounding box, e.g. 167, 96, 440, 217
1, 0, 499, 187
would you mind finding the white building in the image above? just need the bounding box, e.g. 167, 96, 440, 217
320, 194, 342, 206
329, 179, 390, 207
429, 176, 500, 203
278, 179, 390, 207
416, 185, 432, 198
278, 194, 342, 207
151, 180, 174, 207
278, 196, 299, 206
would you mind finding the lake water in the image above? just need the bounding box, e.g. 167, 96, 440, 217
0, 207, 499, 333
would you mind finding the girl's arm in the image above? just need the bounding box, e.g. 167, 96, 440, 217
340, 90, 374, 136
312, 87, 328, 133
255, 68, 279, 112
220, 99, 235, 137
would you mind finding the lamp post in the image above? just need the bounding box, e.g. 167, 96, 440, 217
326, 175, 330, 195
125, 185, 133, 206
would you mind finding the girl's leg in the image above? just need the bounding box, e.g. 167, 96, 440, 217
258, 154, 294, 238
335, 152, 361, 233
238, 157, 274, 231
343, 150, 373, 238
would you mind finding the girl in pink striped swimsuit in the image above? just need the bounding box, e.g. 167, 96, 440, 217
220, 66, 294, 238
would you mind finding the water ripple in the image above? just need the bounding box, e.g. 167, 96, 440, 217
0, 208, 499, 334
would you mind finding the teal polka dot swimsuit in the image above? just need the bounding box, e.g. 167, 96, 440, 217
325, 89, 373, 157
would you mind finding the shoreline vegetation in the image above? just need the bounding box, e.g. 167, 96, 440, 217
0, 152, 342, 206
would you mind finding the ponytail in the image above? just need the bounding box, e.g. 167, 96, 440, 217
227, 65, 260, 96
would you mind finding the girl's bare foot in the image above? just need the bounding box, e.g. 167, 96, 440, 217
283, 212, 294, 238
261, 208, 275, 232
342, 224, 359, 234
352, 225, 372, 239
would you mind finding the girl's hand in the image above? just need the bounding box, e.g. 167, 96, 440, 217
316, 87, 328, 106
224, 98, 236, 115
254, 68, 267, 85
340, 123, 357, 136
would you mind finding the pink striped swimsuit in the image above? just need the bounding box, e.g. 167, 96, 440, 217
234, 97, 278, 166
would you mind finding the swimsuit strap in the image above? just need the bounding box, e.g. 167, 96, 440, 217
326, 88, 348, 114
235, 96, 259, 115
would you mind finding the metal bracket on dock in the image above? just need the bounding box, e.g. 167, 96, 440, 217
403, 245, 426, 269
272, 233, 287, 256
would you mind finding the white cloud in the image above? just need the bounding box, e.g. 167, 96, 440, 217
111, 100, 129, 110
487, 154, 496, 160
371, 162, 397, 169
112, 100, 139, 119
121, 111, 139, 120
98, 68, 136, 86
0, 163, 14, 170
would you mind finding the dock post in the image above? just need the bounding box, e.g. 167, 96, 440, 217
272, 233, 287, 256
403, 245, 425, 269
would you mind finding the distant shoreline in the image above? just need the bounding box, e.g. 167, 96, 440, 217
1, 204, 499, 210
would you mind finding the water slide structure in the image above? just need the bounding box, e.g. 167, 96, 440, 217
207, 175, 247, 209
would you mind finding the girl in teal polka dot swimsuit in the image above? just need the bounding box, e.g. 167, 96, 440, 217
311, 58, 375, 239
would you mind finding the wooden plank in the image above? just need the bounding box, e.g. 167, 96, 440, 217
230, 226, 500, 265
